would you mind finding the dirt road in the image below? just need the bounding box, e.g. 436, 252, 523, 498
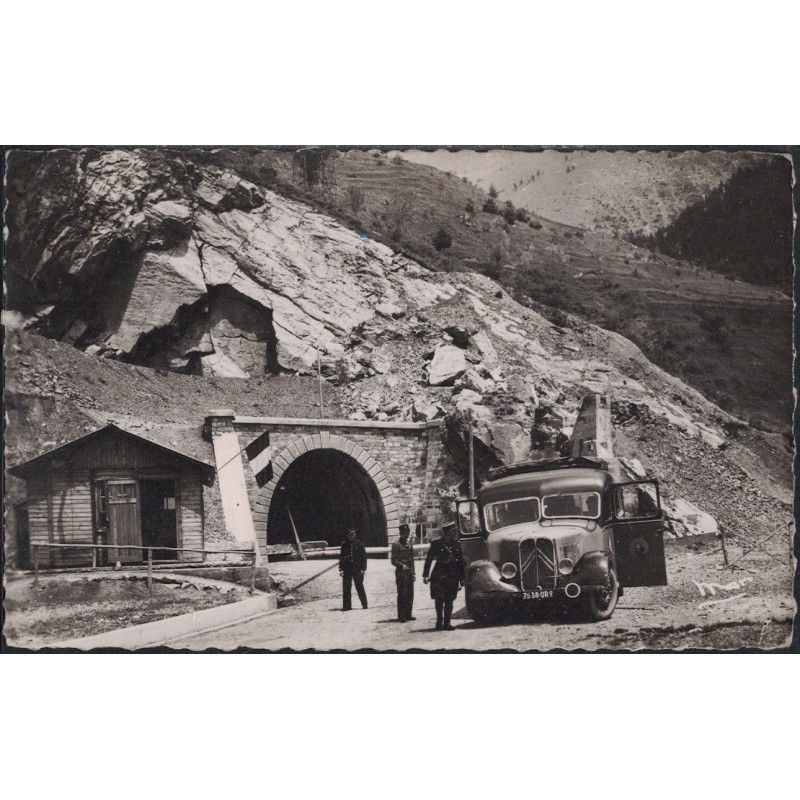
170, 543, 795, 651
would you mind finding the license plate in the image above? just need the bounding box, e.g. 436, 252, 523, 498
520, 590, 553, 600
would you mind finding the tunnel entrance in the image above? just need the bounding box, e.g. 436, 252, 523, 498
266, 449, 388, 549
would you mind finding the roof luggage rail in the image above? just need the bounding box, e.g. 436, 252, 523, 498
487, 456, 609, 481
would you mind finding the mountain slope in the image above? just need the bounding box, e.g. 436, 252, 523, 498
393, 148, 770, 239
4, 270, 792, 548
3, 148, 792, 559
5, 148, 792, 433
634, 158, 794, 291
181, 147, 793, 433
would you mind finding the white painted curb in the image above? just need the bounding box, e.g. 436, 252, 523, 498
53, 593, 278, 650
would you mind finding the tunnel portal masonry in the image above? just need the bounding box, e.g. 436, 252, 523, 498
205, 412, 446, 559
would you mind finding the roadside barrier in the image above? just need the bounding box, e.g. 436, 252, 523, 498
31, 542, 258, 594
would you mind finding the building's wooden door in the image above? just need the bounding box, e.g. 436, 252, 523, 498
107, 481, 141, 563
140, 479, 178, 560
15, 504, 30, 570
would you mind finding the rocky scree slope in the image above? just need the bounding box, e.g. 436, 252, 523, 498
3, 149, 791, 549
3, 328, 341, 548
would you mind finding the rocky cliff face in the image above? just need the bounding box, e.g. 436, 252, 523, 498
4, 149, 792, 536
6, 148, 454, 378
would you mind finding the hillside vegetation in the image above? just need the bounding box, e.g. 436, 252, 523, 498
192, 148, 792, 434
393, 148, 763, 239
631, 158, 794, 292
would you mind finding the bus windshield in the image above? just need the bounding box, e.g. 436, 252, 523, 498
541, 492, 600, 519
484, 497, 541, 532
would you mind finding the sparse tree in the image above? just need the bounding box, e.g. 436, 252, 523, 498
382, 192, 416, 243
346, 186, 365, 214
433, 227, 452, 251
388, 192, 415, 227
488, 184, 498, 199
491, 245, 505, 268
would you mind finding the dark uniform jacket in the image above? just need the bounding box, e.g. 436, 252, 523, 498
391, 540, 416, 573
423, 538, 465, 583
339, 539, 367, 574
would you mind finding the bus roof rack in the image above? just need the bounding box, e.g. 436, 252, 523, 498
487, 456, 609, 481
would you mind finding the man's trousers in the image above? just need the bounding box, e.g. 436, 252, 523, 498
395, 569, 414, 620
342, 571, 368, 610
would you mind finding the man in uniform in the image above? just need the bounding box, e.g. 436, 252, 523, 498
423, 521, 465, 630
339, 526, 368, 611
391, 523, 416, 622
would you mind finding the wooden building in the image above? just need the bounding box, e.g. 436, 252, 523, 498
10, 424, 216, 568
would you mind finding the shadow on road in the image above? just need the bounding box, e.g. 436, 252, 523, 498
454, 605, 593, 629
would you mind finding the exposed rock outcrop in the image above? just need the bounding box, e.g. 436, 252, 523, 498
5, 150, 744, 452
6, 149, 456, 378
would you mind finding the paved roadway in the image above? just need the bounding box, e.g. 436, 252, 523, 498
168, 547, 794, 651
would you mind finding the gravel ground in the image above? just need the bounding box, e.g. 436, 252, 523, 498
3, 573, 254, 648
173, 542, 796, 652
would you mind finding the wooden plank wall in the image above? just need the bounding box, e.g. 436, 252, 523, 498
26, 474, 52, 564
49, 470, 94, 567
179, 469, 204, 562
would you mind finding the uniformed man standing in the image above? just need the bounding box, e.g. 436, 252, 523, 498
391, 523, 416, 622
423, 521, 465, 630
339, 526, 368, 611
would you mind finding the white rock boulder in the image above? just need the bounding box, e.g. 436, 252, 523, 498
429, 345, 467, 386
469, 330, 499, 367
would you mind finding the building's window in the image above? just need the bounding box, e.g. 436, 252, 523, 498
95, 481, 109, 534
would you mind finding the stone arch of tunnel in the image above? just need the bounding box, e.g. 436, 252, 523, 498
254, 435, 399, 550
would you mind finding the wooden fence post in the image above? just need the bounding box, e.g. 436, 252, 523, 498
719, 527, 729, 567
250, 549, 257, 595
34, 545, 39, 586
147, 548, 153, 594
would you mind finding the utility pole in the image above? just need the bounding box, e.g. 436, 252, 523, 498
468, 410, 476, 531
317, 344, 323, 419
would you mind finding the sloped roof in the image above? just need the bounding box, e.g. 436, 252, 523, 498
9, 423, 216, 485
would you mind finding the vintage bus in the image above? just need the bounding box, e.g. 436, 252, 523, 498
456, 457, 667, 623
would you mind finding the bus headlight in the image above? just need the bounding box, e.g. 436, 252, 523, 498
558, 557, 575, 575
500, 562, 518, 580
